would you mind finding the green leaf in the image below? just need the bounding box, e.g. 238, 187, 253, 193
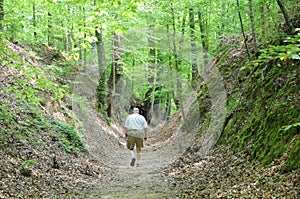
291, 54, 300, 60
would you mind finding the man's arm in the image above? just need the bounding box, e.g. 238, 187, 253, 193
124, 127, 128, 139
143, 128, 147, 141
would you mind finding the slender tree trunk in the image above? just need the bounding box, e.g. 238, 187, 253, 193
0, 0, 4, 32
148, 25, 155, 84
81, 6, 87, 66
94, 0, 107, 111
96, 29, 106, 72
147, 24, 156, 118
217, 3, 226, 36
166, 91, 171, 120
198, 10, 209, 68
189, 8, 198, 88
236, 0, 251, 60
33, 1, 37, 40
113, 32, 123, 119
170, 1, 180, 110
63, 20, 67, 52
175, 12, 187, 111
67, 29, 72, 53
65, 5, 72, 53
47, 11, 52, 46
248, 0, 258, 56
96, 28, 107, 110
171, 1, 186, 121
259, 4, 266, 39
107, 31, 122, 118
276, 0, 294, 34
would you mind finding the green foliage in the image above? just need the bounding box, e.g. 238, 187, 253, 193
0, 90, 84, 155
21, 159, 36, 169
241, 33, 300, 71
46, 60, 77, 80
287, 139, 300, 169
0, 103, 51, 155
258, 42, 300, 62
53, 120, 85, 153
3, 53, 68, 102
279, 122, 300, 132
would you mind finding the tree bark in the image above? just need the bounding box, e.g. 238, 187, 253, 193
95, 28, 107, 110
236, 0, 251, 60
198, 10, 209, 66
0, 0, 4, 32
107, 31, 122, 118
276, 0, 294, 34
147, 24, 156, 117
148, 25, 155, 84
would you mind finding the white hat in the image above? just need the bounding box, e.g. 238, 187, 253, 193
133, 107, 139, 111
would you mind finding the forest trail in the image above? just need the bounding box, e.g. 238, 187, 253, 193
82, 143, 177, 198
73, 65, 191, 198
72, 63, 299, 199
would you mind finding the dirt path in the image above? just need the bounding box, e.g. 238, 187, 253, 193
81, 142, 178, 199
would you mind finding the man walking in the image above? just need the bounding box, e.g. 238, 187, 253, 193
124, 107, 148, 167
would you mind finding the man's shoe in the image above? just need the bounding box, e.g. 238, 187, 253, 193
130, 158, 136, 166
136, 163, 141, 167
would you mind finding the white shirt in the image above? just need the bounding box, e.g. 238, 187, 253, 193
124, 113, 147, 138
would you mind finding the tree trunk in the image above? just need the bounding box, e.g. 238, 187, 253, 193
198, 10, 209, 66
0, 0, 4, 32
236, 0, 251, 60
148, 24, 155, 84
248, 0, 258, 56
171, 1, 186, 121
276, 0, 294, 34
148, 24, 156, 117
113, 32, 123, 119
171, 1, 180, 111
189, 8, 198, 88
33, 1, 37, 40
67, 29, 72, 53
107, 31, 123, 118
47, 11, 52, 46
165, 91, 171, 120
95, 28, 107, 110
82, 6, 87, 66
259, 4, 266, 39
175, 12, 187, 111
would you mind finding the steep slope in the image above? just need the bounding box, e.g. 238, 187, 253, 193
163, 25, 300, 198
217, 33, 300, 169
0, 42, 110, 198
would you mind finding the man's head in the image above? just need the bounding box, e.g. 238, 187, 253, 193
133, 107, 139, 114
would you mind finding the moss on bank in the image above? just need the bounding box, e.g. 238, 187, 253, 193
217, 35, 300, 169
